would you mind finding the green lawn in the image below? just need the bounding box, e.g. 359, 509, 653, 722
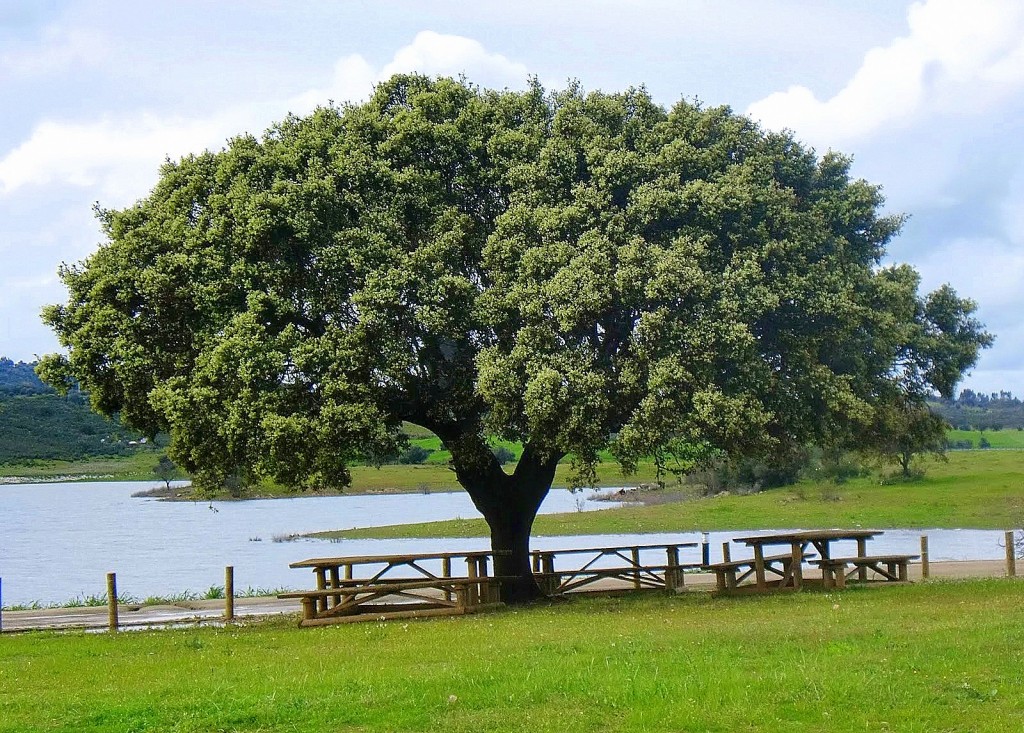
317, 450, 1024, 539
1, 579, 1022, 731
947, 428, 1024, 448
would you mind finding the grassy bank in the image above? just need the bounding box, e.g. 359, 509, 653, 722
0, 449, 168, 482
316, 450, 1024, 539
1, 579, 1022, 731
0, 451, 660, 495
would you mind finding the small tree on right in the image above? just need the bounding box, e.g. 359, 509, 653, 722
855, 283, 992, 478
153, 455, 180, 489
858, 398, 948, 479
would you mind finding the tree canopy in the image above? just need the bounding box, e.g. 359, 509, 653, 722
39, 75, 991, 600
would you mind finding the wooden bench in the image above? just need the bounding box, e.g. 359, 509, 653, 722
530, 543, 700, 595
812, 554, 919, 589
708, 553, 805, 593
279, 576, 509, 626
533, 563, 706, 595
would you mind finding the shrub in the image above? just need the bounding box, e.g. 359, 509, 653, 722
398, 445, 432, 464
491, 445, 516, 465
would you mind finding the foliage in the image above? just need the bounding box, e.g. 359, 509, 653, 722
39, 75, 991, 600
492, 445, 516, 465
857, 399, 948, 477
153, 455, 179, 488
398, 444, 432, 464
0, 356, 53, 396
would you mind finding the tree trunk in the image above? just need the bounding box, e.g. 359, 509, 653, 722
483, 492, 546, 603
436, 429, 561, 604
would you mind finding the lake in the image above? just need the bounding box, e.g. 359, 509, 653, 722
0, 481, 1015, 606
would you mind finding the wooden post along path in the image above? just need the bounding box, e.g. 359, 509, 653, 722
106, 572, 118, 632
920, 535, 929, 579
225, 566, 235, 621
1005, 531, 1016, 577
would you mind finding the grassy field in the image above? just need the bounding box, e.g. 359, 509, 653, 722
947, 428, 1024, 448
1, 579, 1022, 731
316, 450, 1024, 539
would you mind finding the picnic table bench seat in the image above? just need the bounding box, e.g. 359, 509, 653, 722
812, 554, 919, 589
531, 562, 706, 595
279, 576, 511, 625
707, 553, 812, 593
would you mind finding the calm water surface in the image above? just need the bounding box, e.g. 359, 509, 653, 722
0, 481, 1014, 606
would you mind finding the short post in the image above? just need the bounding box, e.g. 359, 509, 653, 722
477, 556, 491, 602
1005, 531, 1016, 577
701, 533, 710, 567
224, 566, 235, 621
465, 556, 479, 606
106, 572, 119, 632
666, 545, 680, 590
721, 542, 731, 563
314, 568, 327, 613
631, 546, 642, 589
920, 535, 929, 579
442, 557, 453, 602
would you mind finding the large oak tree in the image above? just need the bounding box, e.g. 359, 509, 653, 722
40, 75, 991, 601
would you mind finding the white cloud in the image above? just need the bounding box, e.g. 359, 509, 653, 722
0, 31, 531, 204
292, 31, 531, 112
380, 30, 529, 88
0, 112, 242, 204
746, 0, 1024, 148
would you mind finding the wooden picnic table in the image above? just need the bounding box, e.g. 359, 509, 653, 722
727, 529, 884, 592
290, 550, 499, 612
283, 539, 706, 624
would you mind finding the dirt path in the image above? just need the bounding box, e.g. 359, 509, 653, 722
0, 596, 296, 633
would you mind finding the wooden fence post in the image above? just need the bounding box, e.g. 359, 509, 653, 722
1005, 531, 1016, 577
106, 572, 118, 632
666, 545, 680, 589
920, 535, 929, 579
442, 557, 453, 602
225, 566, 235, 621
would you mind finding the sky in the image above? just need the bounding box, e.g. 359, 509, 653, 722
1, 0, 1022, 396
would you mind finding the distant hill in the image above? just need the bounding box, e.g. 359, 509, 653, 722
0, 357, 144, 463
929, 389, 1024, 431
0, 357, 53, 396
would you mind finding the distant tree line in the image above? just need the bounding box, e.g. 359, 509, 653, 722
929, 389, 1024, 430
0, 357, 54, 396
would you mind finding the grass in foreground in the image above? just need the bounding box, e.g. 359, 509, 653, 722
1, 579, 1022, 732
318, 450, 1024, 539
